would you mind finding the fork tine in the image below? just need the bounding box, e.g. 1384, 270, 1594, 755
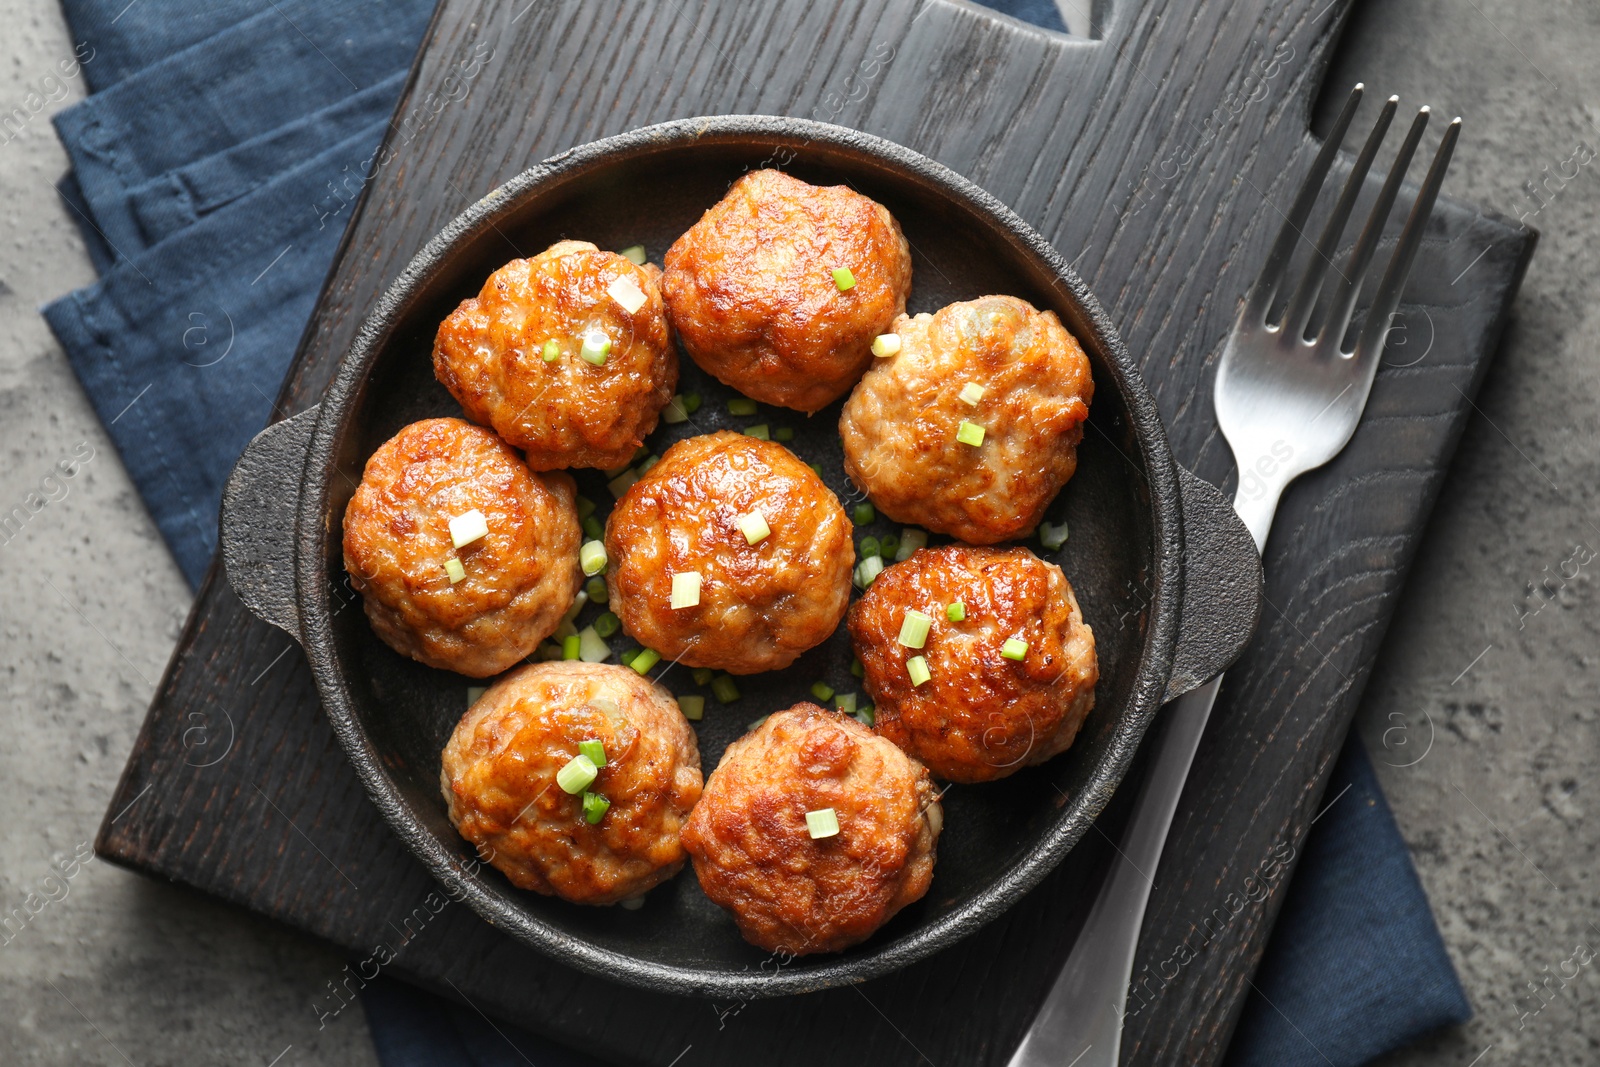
1242, 84, 1365, 324
1317, 107, 1432, 350
1354, 117, 1461, 359
1280, 95, 1399, 341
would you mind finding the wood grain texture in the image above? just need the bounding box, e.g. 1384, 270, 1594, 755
94, 0, 1535, 1064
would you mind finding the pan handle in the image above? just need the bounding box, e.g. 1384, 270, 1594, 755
1163, 466, 1263, 701
220, 404, 320, 642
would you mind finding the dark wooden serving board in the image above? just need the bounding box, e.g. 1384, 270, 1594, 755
94, 1, 1534, 1064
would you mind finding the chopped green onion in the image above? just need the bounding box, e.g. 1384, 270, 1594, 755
831, 267, 856, 291
855, 555, 885, 588
670, 571, 702, 610
582, 790, 611, 824
466, 686, 487, 705
958, 382, 986, 406
727, 397, 758, 416
878, 533, 900, 559
582, 515, 604, 540
586, 576, 610, 604
619, 244, 648, 265
602, 458, 633, 478
554, 619, 578, 640
449, 509, 488, 549
1001, 637, 1030, 661
557, 754, 598, 794
578, 739, 607, 767
594, 611, 621, 638
748, 715, 769, 731
906, 655, 931, 686
946, 601, 967, 622
637, 455, 660, 476
562, 634, 582, 660
537, 641, 565, 660
871, 333, 901, 358
859, 535, 881, 559
681, 392, 702, 414
774, 426, 794, 442
580, 331, 612, 365
576, 495, 597, 520
852, 503, 876, 525
678, 694, 705, 721
850, 657, 864, 678
855, 704, 876, 727
444, 557, 466, 584
564, 589, 588, 622
661, 395, 691, 424
580, 540, 608, 576
745, 424, 770, 440
577, 626, 611, 662
1039, 521, 1069, 550
607, 468, 639, 497
608, 275, 648, 314
620, 648, 640, 667
834, 692, 857, 715
692, 667, 714, 686
898, 610, 934, 649
737, 510, 771, 545
542, 339, 561, 362
809, 463, 824, 478
896, 528, 926, 561
806, 807, 841, 839
810, 680, 835, 702
956, 420, 986, 447
630, 648, 661, 674
711, 674, 741, 703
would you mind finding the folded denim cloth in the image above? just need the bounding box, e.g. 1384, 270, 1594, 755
43, 1, 1472, 1065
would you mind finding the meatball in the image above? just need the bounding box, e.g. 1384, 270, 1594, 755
840, 295, 1093, 543
663, 169, 912, 413
440, 661, 703, 904
682, 703, 940, 954
605, 431, 854, 674
342, 418, 581, 677
433, 240, 676, 470
848, 544, 1097, 784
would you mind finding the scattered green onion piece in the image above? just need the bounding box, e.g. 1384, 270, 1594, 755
834, 692, 857, 715
878, 533, 900, 559
557, 754, 598, 795
670, 571, 702, 610
619, 244, 648, 265
542, 339, 561, 362
748, 715, 769, 731
850, 657, 864, 678
582, 515, 604, 540
810, 680, 835, 702
806, 807, 841, 839
809, 463, 825, 478
736, 510, 771, 545
1039, 521, 1070, 550
631, 648, 661, 674
582, 790, 611, 824
1001, 637, 1030, 661
620, 648, 640, 667
661, 395, 691, 424
576, 495, 597, 520
774, 426, 795, 442
607, 275, 648, 314
578, 739, 607, 767
678, 694, 705, 721
855, 704, 876, 727
632, 444, 651, 463
898, 610, 934, 649
594, 611, 621, 638
859, 535, 881, 560
896, 528, 927, 561
745, 424, 770, 440
855, 555, 885, 588
607, 468, 639, 497
577, 626, 611, 663
906, 655, 931, 687
586, 576, 610, 604
562, 634, 582, 661
619, 895, 645, 910
580, 540, 608, 576
831, 267, 856, 292
537, 641, 565, 661
956, 420, 986, 447
946, 601, 967, 622
958, 382, 986, 406
444, 557, 466, 584
852, 503, 876, 525
871, 333, 901, 358
554, 619, 578, 640
580, 331, 612, 365
449, 509, 488, 549
692, 667, 714, 686
727, 397, 758, 416
637, 454, 660, 475
711, 674, 741, 704
466, 686, 487, 706
681, 392, 702, 414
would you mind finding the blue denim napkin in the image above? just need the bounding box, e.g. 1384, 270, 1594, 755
43, 1, 1470, 1064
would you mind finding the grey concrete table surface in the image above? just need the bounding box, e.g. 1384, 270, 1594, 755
1, 1, 1595, 1065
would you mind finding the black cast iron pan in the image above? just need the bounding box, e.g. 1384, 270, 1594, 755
219, 116, 1261, 998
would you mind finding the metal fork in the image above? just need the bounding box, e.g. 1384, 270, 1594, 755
1008, 85, 1459, 1067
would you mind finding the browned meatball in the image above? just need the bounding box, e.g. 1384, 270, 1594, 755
682, 703, 940, 954
663, 169, 912, 413
840, 295, 1093, 543
605, 431, 854, 674
440, 662, 703, 904
342, 418, 582, 677
848, 544, 1097, 784
433, 240, 676, 470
